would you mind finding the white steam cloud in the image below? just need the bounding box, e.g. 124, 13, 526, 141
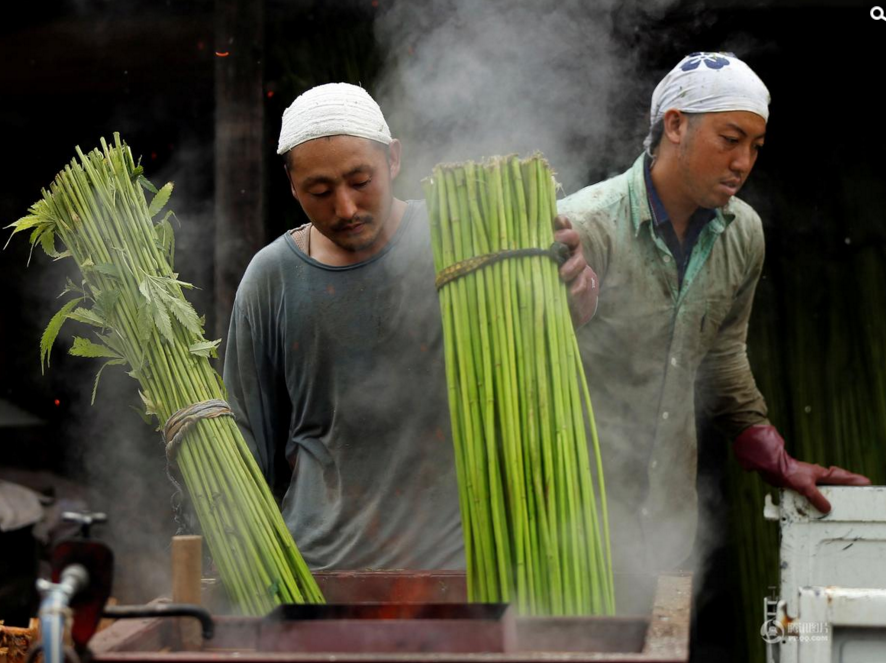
371, 0, 738, 618
374, 0, 677, 197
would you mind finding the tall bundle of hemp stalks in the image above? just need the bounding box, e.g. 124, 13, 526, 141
423, 155, 614, 615
5, 134, 323, 615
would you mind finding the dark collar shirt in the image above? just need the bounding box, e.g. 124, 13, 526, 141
643, 154, 717, 289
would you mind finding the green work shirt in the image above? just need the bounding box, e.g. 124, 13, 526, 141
558, 153, 770, 575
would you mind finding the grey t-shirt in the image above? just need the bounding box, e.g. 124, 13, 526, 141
223, 201, 464, 570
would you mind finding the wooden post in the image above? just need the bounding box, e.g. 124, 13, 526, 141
172, 535, 203, 650
214, 0, 265, 356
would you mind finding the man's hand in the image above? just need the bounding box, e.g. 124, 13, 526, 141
733, 424, 871, 513
554, 215, 599, 327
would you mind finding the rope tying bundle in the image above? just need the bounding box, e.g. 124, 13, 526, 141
163, 399, 235, 462
435, 241, 570, 290
162, 399, 235, 536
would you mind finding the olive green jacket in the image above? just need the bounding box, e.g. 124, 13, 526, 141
558, 154, 770, 574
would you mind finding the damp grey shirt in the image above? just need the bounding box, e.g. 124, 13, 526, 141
223, 200, 464, 570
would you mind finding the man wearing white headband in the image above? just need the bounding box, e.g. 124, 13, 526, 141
559, 53, 869, 610
223, 83, 598, 570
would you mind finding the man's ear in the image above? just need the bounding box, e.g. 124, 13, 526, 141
388, 139, 402, 180
283, 161, 299, 201
662, 109, 691, 147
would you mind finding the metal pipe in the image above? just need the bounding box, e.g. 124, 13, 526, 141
36, 565, 89, 663
24, 644, 80, 663
102, 604, 215, 640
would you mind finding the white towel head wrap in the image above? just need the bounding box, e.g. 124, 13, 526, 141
277, 83, 392, 156
644, 52, 770, 151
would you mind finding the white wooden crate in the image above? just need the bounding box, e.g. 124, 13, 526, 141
765, 487, 886, 663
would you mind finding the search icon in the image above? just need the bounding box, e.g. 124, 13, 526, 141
872, 6, 886, 19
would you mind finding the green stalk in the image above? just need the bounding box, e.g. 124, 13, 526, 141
455, 169, 511, 600
441, 169, 495, 599
466, 165, 521, 605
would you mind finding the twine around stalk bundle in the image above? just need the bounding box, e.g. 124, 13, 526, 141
435, 242, 570, 290
162, 399, 235, 535
163, 399, 235, 462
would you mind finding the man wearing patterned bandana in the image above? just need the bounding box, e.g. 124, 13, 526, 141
559, 53, 870, 610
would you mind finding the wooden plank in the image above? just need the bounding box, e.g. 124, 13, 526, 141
641, 573, 692, 661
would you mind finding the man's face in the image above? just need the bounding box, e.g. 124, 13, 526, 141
675, 110, 766, 210
285, 135, 401, 252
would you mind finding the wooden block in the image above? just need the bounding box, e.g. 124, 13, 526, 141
171, 535, 202, 651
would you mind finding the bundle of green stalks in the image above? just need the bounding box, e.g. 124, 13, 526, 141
5, 134, 323, 615
423, 155, 614, 616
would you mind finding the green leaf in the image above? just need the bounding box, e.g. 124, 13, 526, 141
136, 303, 153, 345
94, 290, 120, 319
150, 298, 175, 344
94, 263, 121, 279
137, 174, 158, 195
138, 390, 159, 416
3, 215, 45, 249
189, 339, 221, 358
127, 351, 149, 380
168, 275, 195, 290
68, 307, 106, 328
69, 336, 122, 359
30, 200, 50, 217
98, 332, 128, 358
154, 214, 176, 268
91, 359, 127, 405
138, 279, 153, 303
4, 214, 43, 234
59, 278, 85, 298
27, 225, 50, 265
164, 294, 202, 335
130, 403, 154, 426
148, 182, 173, 218
156, 210, 174, 230
39, 226, 58, 258
52, 250, 72, 261
29, 225, 44, 245
40, 297, 84, 373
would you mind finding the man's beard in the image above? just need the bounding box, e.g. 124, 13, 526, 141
334, 213, 378, 252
